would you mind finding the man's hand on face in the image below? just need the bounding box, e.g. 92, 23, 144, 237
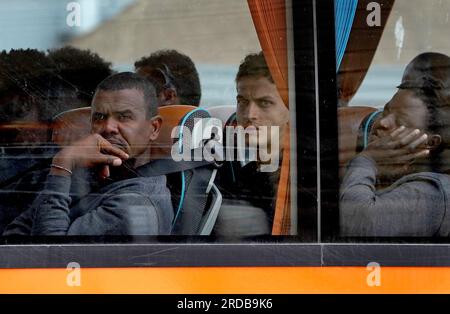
360, 126, 430, 182
51, 134, 129, 178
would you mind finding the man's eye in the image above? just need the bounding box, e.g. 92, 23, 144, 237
259, 100, 272, 107
237, 98, 248, 106
93, 114, 106, 121
118, 114, 132, 121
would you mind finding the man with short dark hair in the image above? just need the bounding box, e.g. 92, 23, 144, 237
340, 52, 450, 237
213, 52, 290, 236
0, 48, 114, 233
4, 72, 173, 235
134, 49, 201, 107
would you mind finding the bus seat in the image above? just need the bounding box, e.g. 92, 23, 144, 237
338, 106, 378, 178
167, 107, 223, 235
0, 121, 52, 146
152, 105, 197, 159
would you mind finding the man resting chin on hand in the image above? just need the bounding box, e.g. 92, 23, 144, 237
4, 72, 174, 236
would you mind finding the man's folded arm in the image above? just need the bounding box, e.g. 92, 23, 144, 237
340, 155, 447, 237
30, 175, 161, 235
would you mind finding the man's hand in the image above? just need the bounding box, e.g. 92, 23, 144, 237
51, 134, 129, 177
360, 126, 430, 182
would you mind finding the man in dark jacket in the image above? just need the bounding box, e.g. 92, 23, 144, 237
213, 52, 289, 236
4, 72, 173, 235
340, 52, 450, 237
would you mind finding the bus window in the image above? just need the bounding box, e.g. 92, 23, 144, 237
0, 0, 299, 242
336, 0, 450, 240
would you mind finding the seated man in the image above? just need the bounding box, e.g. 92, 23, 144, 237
134, 49, 201, 107
4, 72, 173, 235
0, 48, 113, 233
340, 52, 450, 237
213, 52, 289, 236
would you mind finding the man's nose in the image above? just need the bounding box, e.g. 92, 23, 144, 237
247, 102, 260, 121
377, 114, 397, 133
101, 117, 119, 135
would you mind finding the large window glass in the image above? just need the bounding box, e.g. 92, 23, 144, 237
337, 0, 450, 240
0, 0, 299, 241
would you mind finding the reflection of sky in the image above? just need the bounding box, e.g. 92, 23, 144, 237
349, 65, 405, 109
0, 0, 135, 51
197, 64, 237, 108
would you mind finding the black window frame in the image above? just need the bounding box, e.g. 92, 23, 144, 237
1, 0, 450, 269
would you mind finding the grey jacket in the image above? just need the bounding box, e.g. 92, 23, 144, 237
3, 164, 173, 236
340, 155, 450, 237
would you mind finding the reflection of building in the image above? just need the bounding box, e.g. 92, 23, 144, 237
350, 0, 450, 108
68, 0, 260, 66
375, 0, 450, 65
0, 0, 261, 107
67, 0, 261, 107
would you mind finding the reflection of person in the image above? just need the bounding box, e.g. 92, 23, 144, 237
0, 49, 61, 233
0, 47, 113, 134
134, 49, 201, 107
213, 52, 289, 236
0, 47, 113, 233
0, 47, 112, 175
340, 52, 450, 237
39, 46, 113, 121
0, 49, 53, 140
4, 72, 174, 235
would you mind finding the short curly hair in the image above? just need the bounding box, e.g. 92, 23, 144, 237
396, 52, 450, 172
134, 49, 201, 106
397, 52, 450, 135
96, 72, 158, 118
48, 46, 113, 103
235, 51, 274, 83
0, 49, 55, 122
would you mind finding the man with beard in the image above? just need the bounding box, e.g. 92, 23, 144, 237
340, 52, 450, 237
4, 72, 173, 235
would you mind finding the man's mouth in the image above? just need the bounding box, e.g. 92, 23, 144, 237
242, 124, 259, 131
105, 138, 128, 151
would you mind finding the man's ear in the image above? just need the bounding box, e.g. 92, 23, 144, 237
427, 134, 442, 149
161, 88, 178, 106
149, 115, 163, 141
